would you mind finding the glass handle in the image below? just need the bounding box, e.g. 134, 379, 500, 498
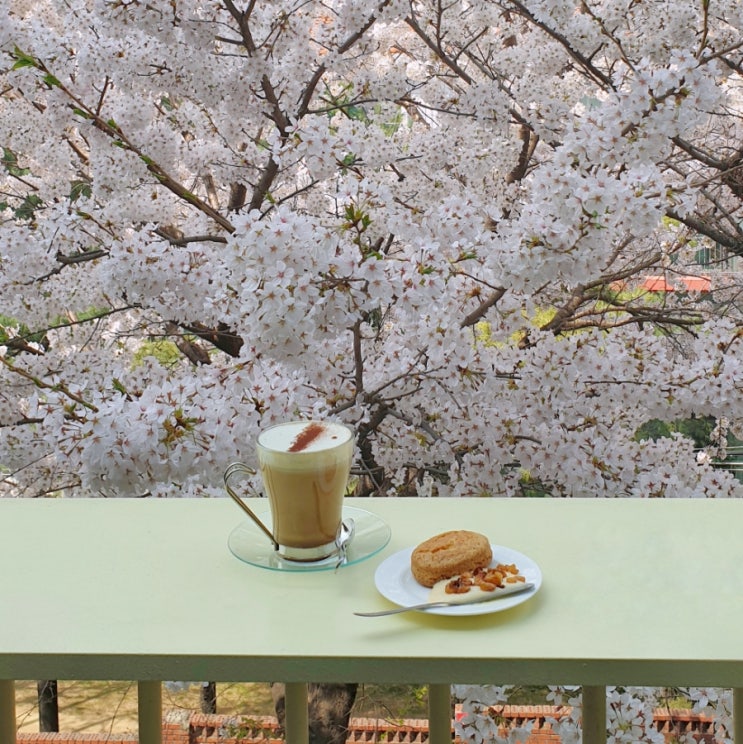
223, 462, 279, 551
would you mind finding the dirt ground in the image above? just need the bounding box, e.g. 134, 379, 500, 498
15, 681, 429, 734
15, 681, 276, 734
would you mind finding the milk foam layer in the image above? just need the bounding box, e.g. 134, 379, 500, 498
257, 421, 353, 453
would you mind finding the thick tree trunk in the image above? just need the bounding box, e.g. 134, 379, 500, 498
37, 680, 59, 732
271, 683, 358, 744
200, 682, 217, 714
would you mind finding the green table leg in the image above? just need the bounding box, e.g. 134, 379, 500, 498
428, 684, 452, 744
582, 686, 606, 744
734, 688, 742, 742
0, 680, 15, 743
137, 680, 162, 744
285, 682, 309, 744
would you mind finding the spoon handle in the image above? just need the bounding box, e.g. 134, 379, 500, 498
334, 518, 356, 572
354, 602, 454, 616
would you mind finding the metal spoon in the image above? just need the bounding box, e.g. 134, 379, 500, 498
354, 582, 535, 616
334, 518, 355, 571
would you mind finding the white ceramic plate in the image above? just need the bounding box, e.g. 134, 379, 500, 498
373, 544, 542, 616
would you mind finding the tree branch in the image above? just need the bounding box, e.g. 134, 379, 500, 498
11, 51, 237, 233
0, 356, 99, 412
460, 287, 507, 328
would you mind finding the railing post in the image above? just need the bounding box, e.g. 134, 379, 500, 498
0, 680, 15, 744
284, 682, 309, 744
428, 683, 452, 744
137, 680, 162, 744
582, 685, 606, 744
734, 688, 743, 742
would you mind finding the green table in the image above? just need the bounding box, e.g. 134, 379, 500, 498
1, 497, 742, 743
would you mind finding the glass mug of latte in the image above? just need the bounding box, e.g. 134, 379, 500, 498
224, 421, 355, 562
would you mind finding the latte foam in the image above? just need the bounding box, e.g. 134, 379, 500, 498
257, 421, 353, 453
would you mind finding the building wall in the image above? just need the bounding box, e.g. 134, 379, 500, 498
16, 707, 718, 744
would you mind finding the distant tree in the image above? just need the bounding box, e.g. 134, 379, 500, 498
636, 415, 716, 449
200, 682, 217, 715
37, 680, 58, 733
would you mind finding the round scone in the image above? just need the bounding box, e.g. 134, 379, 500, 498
410, 530, 493, 588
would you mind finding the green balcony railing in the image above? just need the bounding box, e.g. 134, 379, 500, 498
2, 498, 743, 744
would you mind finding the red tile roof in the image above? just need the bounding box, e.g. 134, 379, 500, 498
16, 706, 720, 744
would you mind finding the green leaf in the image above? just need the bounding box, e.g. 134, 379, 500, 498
345, 104, 368, 122
69, 180, 92, 202
11, 58, 36, 70
42, 73, 61, 88
2, 147, 30, 177
14, 193, 43, 220
11, 46, 39, 70
112, 378, 129, 396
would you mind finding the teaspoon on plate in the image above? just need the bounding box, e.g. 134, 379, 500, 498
354, 582, 535, 616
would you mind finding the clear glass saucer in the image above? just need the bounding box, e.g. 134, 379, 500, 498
227, 505, 391, 572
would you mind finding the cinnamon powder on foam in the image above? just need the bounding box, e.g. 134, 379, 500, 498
288, 423, 326, 452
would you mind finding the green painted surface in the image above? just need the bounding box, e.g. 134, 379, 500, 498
0, 679, 15, 741
137, 681, 162, 744
0, 498, 742, 686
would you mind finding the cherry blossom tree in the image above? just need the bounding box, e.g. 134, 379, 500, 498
1, 0, 742, 738
1, 0, 741, 502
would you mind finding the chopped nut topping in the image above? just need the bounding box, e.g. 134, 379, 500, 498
444, 563, 524, 595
